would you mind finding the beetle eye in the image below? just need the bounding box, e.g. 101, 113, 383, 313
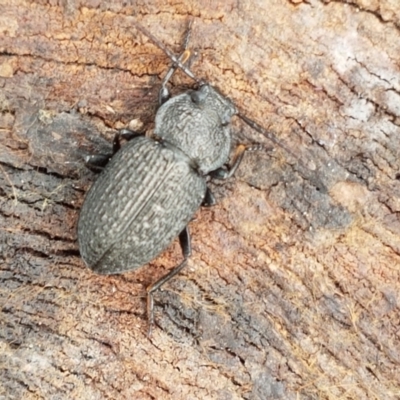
190, 90, 206, 105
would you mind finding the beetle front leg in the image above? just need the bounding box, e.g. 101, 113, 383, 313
146, 226, 191, 337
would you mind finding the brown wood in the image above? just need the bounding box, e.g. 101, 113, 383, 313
1, 1, 400, 399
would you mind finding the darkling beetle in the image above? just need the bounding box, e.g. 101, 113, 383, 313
78, 20, 324, 336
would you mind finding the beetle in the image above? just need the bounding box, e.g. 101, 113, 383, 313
78, 21, 325, 335
77, 22, 259, 335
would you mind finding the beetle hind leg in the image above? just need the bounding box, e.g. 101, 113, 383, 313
146, 226, 191, 337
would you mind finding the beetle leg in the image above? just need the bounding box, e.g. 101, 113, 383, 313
85, 134, 122, 170
159, 19, 194, 105
202, 187, 216, 207
210, 144, 247, 180
84, 154, 112, 171
210, 144, 270, 180
113, 129, 143, 153
84, 130, 143, 172
118, 128, 143, 142
146, 226, 192, 337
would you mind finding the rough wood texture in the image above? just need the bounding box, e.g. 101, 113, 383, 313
1, 1, 400, 399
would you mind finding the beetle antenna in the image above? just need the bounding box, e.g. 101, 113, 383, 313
133, 20, 202, 85
238, 112, 298, 161
133, 20, 326, 192
238, 112, 327, 192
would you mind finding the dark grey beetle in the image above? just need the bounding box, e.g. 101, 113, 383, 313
79, 84, 236, 274
78, 21, 324, 335
78, 22, 255, 335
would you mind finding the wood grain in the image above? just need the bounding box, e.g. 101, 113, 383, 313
1, 1, 400, 399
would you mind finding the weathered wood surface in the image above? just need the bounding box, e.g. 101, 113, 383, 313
1, 1, 400, 399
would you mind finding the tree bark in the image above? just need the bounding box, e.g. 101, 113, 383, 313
1, 1, 400, 399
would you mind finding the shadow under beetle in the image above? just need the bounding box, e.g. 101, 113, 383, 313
78, 20, 324, 336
